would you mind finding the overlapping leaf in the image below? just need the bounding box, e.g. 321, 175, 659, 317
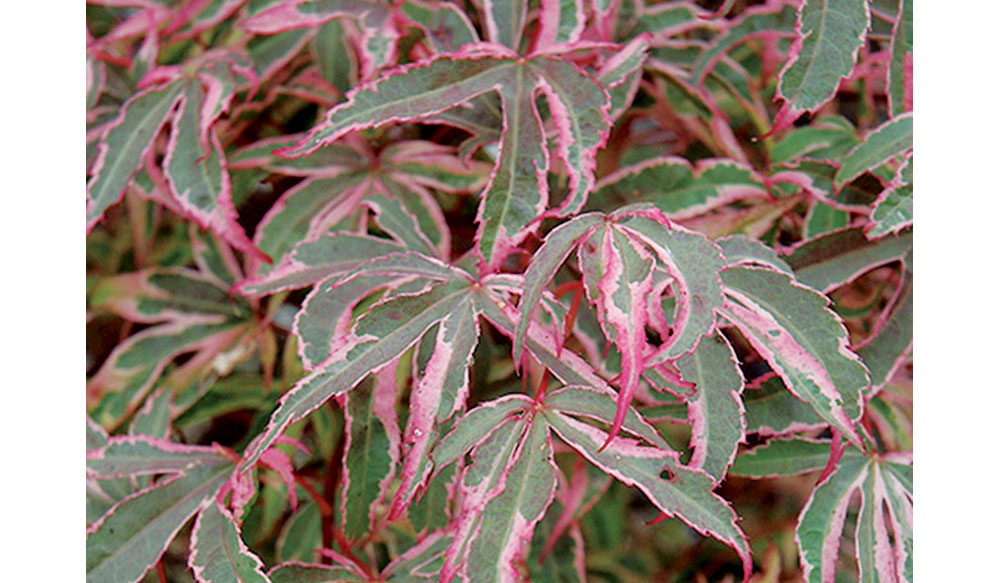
797, 453, 913, 583
276, 40, 642, 271
718, 266, 869, 447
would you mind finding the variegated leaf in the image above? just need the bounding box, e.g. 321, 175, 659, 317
857, 261, 912, 391
341, 365, 401, 541
834, 114, 913, 189
730, 437, 835, 478
677, 332, 746, 482
400, 0, 479, 54
786, 226, 912, 293
442, 414, 530, 582
866, 156, 913, 239
691, 0, 798, 84
577, 223, 655, 446
87, 81, 185, 231
717, 235, 794, 275
268, 562, 364, 583
189, 501, 272, 583
743, 374, 825, 436
165, 82, 266, 262
432, 395, 534, 471
239, 233, 403, 296
241, 282, 476, 472
277, 49, 615, 272
887, 0, 913, 117
458, 417, 558, 583
774, 0, 870, 133
86, 460, 234, 583
393, 300, 479, 516
87, 435, 228, 479
592, 157, 769, 218
614, 208, 726, 362
719, 266, 869, 447
797, 454, 913, 583
545, 411, 752, 579
514, 213, 603, 367
771, 115, 859, 165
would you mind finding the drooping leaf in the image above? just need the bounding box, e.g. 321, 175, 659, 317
834, 114, 913, 189
580, 224, 654, 447
774, 0, 870, 132
514, 213, 603, 367
677, 331, 746, 482
615, 208, 726, 362
393, 299, 479, 516
718, 266, 869, 447
189, 501, 272, 583
165, 82, 266, 262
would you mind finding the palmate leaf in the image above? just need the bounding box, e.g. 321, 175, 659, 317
232, 137, 485, 273
88, 266, 256, 427
773, 0, 870, 132
718, 266, 869, 447
239, 261, 476, 472
277, 43, 626, 272
797, 453, 913, 583
515, 206, 725, 446
87, 459, 234, 583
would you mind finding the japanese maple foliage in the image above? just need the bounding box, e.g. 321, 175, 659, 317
87, 1, 913, 582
